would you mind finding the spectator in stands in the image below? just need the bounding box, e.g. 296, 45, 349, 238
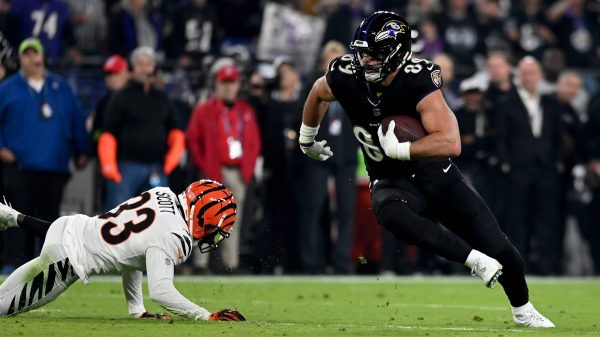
9, 0, 78, 64
417, 19, 443, 60
554, 71, 586, 275
246, 71, 269, 132
322, 0, 368, 46
98, 46, 184, 210
66, 0, 107, 56
585, 88, 600, 275
91, 55, 129, 145
167, 0, 219, 63
432, 53, 461, 110
299, 41, 359, 275
485, 51, 516, 107
213, 0, 262, 44
475, 0, 511, 54
402, 0, 439, 24
109, 0, 163, 57
454, 77, 491, 195
435, 0, 481, 75
89, 55, 129, 212
505, 0, 555, 60
0, 38, 90, 274
546, 0, 600, 68
495, 56, 563, 275
260, 59, 305, 273
482, 51, 515, 231
186, 64, 261, 273
0, 0, 19, 57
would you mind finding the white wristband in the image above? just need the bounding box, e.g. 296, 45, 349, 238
299, 123, 320, 145
396, 142, 411, 160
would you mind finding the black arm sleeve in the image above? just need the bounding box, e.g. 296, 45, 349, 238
20, 215, 52, 238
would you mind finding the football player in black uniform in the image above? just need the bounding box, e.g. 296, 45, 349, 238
298, 11, 554, 328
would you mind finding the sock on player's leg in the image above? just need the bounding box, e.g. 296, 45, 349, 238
20, 215, 52, 238
494, 244, 529, 307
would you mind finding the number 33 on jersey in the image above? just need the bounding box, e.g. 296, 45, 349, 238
68, 187, 193, 278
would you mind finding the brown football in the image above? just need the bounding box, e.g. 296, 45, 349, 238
381, 115, 427, 142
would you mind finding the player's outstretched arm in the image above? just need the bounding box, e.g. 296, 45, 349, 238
122, 270, 171, 319
145, 246, 245, 321
145, 246, 212, 320
411, 90, 461, 160
299, 76, 337, 161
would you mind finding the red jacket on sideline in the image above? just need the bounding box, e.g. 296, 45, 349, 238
186, 97, 261, 184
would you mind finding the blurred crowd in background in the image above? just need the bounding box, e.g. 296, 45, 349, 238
1, 0, 600, 277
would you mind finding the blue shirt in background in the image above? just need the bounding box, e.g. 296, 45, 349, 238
0, 71, 91, 173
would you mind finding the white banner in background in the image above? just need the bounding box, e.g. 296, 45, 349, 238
257, 2, 325, 75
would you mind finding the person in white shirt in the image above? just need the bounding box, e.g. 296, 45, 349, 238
0, 179, 245, 321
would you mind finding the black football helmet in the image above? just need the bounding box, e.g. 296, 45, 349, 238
350, 11, 412, 83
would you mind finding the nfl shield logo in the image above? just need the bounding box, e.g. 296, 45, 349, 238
431, 70, 442, 88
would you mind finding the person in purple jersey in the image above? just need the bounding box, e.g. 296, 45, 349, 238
9, 0, 77, 63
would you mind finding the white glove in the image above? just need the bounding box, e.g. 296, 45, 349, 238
300, 140, 333, 161
299, 123, 333, 161
377, 120, 411, 160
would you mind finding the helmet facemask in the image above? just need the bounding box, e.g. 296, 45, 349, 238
197, 216, 231, 253
351, 43, 407, 83
349, 11, 413, 83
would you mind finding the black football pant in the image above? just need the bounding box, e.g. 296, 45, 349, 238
371, 161, 528, 307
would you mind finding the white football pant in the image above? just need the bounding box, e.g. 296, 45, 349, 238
0, 218, 79, 316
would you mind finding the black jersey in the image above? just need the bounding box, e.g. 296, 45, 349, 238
326, 54, 447, 179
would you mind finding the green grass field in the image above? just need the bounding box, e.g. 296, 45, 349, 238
1, 276, 598, 337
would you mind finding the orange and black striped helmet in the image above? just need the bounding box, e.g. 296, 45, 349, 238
180, 179, 237, 253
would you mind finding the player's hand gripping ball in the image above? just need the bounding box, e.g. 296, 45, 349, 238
381, 115, 427, 142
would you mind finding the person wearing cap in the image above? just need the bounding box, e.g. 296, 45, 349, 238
186, 63, 261, 273
453, 78, 492, 195
98, 46, 185, 211
0, 37, 91, 273
91, 55, 130, 145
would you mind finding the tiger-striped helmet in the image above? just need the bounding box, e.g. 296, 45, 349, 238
178, 179, 237, 253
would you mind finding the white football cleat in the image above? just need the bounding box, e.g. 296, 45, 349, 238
0, 197, 19, 231
464, 249, 503, 288
512, 302, 555, 328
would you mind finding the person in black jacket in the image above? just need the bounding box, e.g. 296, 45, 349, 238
495, 56, 563, 275
98, 47, 185, 212
585, 89, 600, 274
298, 41, 360, 274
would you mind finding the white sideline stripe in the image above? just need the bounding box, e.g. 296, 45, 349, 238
58, 275, 600, 284
392, 303, 506, 311
254, 321, 535, 333
4, 275, 599, 284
